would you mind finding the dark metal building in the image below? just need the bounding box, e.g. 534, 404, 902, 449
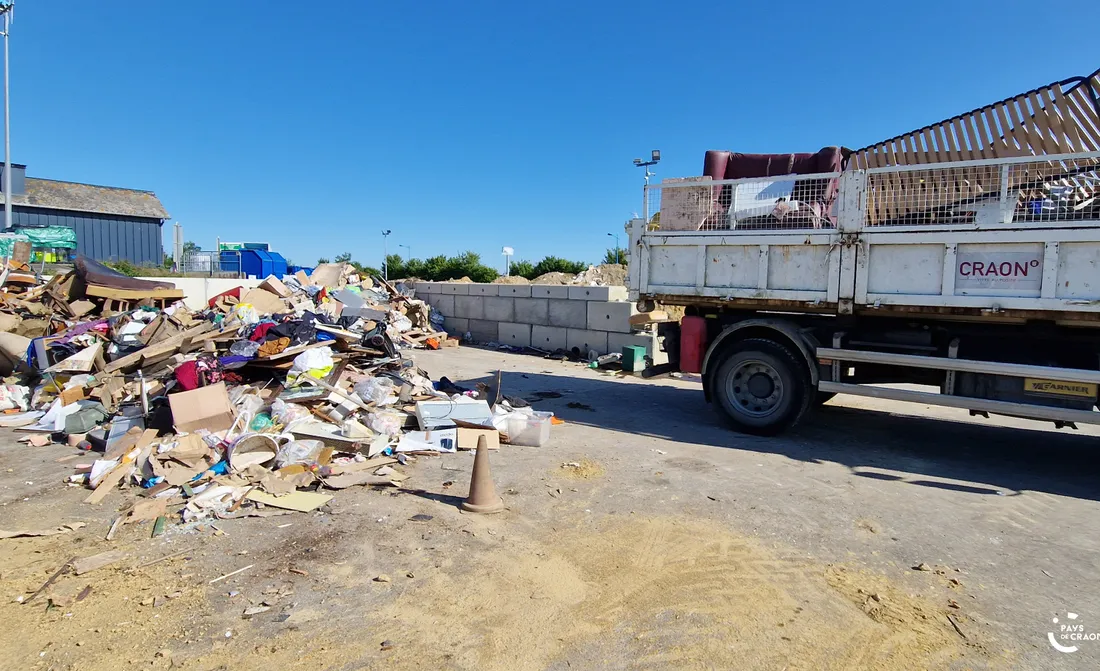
0, 163, 169, 265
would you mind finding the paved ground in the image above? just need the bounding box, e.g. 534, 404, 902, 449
1, 345, 1098, 670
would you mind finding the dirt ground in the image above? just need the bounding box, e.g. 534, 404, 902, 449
1, 346, 1098, 670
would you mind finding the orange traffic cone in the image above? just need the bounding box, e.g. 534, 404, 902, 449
461, 435, 504, 514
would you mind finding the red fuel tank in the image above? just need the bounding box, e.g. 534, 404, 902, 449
679, 316, 707, 373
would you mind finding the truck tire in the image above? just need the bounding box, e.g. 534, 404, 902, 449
709, 338, 812, 436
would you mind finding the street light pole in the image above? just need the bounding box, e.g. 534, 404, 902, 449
399, 244, 410, 262
381, 229, 392, 281
606, 232, 620, 264
1, 3, 12, 232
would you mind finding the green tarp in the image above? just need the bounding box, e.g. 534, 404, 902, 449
19, 226, 77, 249
0, 234, 30, 259
0, 227, 78, 259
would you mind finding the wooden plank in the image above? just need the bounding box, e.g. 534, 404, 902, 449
951, 117, 974, 161
1049, 85, 1077, 151
938, 123, 961, 163
47, 342, 103, 374
84, 285, 184, 301
1066, 89, 1100, 150
102, 322, 213, 373
72, 549, 127, 575
245, 489, 332, 512
1029, 90, 1061, 152
1024, 92, 1054, 154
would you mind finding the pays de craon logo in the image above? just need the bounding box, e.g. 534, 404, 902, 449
1048, 612, 1100, 653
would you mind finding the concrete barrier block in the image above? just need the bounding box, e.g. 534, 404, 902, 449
568, 285, 628, 301
468, 319, 498, 342
454, 295, 485, 320
567, 329, 608, 355
531, 285, 570, 299
440, 282, 471, 295
444, 317, 469, 334
586, 300, 637, 333
484, 296, 515, 322
497, 284, 532, 298
468, 284, 498, 296
432, 294, 456, 317
548, 299, 587, 328
413, 282, 430, 294
514, 298, 549, 325
531, 325, 568, 351
420, 282, 441, 293
498, 322, 531, 347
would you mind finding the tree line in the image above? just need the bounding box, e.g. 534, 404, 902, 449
317, 248, 626, 282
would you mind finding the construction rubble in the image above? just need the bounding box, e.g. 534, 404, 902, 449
0, 256, 556, 533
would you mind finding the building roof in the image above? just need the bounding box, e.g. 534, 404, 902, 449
0, 177, 170, 220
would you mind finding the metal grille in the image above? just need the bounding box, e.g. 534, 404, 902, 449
178, 250, 238, 275
865, 153, 1100, 227
644, 172, 842, 232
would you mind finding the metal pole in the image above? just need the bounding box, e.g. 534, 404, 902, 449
2, 10, 10, 233
383, 233, 389, 281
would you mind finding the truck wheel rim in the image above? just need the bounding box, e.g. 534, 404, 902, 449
727, 359, 783, 417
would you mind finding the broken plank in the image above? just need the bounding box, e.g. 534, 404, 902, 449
72, 549, 127, 575
47, 342, 104, 374
245, 489, 332, 512
103, 322, 213, 373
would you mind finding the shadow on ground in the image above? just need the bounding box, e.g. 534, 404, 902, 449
446, 365, 1100, 504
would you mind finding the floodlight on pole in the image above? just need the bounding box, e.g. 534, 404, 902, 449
502, 246, 514, 276
634, 148, 661, 223
381, 229, 392, 280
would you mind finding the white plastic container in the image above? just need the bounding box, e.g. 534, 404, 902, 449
509, 411, 554, 447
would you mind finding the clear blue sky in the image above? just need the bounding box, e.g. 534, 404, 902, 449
11, 1, 1099, 270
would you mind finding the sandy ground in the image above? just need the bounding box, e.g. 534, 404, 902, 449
1, 346, 1098, 670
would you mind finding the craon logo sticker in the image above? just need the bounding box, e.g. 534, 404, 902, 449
1049, 612, 1099, 653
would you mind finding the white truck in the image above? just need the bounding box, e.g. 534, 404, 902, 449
628, 130, 1100, 434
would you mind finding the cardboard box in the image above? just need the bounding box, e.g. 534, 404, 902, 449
259, 275, 292, 298
168, 382, 235, 434
457, 427, 499, 450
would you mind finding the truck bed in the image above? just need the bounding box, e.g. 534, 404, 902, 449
629, 152, 1100, 326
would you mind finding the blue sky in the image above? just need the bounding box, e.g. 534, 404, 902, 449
12, 1, 1099, 270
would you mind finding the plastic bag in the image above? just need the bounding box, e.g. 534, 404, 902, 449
354, 377, 397, 406
234, 303, 260, 326
0, 384, 29, 412
274, 439, 325, 468
367, 410, 404, 436
229, 340, 261, 357
271, 399, 311, 430
287, 346, 335, 386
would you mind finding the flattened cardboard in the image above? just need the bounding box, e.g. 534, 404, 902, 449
168, 382, 235, 434
258, 275, 292, 298
457, 427, 500, 450
240, 288, 287, 315
245, 489, 332, 512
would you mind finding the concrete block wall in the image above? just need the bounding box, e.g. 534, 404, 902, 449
415, 282, 654, 357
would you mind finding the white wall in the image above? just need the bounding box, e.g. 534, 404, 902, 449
134, 277, 264, 310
